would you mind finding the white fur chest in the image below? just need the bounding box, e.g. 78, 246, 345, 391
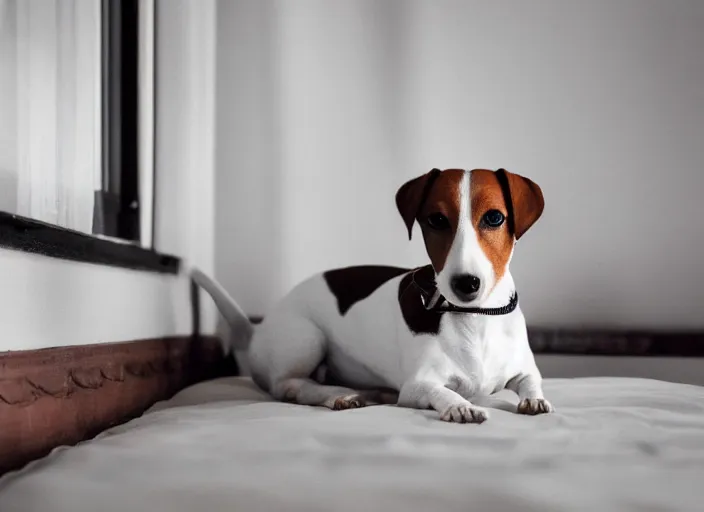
429, 311, 525, 397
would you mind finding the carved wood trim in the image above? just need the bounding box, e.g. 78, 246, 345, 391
0, 336, 235, 475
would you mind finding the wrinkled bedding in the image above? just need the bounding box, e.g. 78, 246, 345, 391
1, 376, 704, 512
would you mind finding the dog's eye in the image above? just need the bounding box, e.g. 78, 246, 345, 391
426, 213, 450, 231
482, 210, 505, 228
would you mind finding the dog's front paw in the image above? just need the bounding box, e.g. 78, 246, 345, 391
440, 403, 489, 424
517, 398, 554, 415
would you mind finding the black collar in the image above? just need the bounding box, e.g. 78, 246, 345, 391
410, 266, 519, 316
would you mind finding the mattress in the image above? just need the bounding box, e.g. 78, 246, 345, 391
1, 376, 704, 512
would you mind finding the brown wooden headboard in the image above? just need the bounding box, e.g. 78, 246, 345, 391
0, 335, 235, 476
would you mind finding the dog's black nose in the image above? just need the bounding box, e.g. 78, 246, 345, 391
451, 274, 481, 300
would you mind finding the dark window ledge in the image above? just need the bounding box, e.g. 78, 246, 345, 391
0, 211, 179, 274
527, 328, 704, 357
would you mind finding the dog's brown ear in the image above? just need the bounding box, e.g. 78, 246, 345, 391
395, 169, 441, 240
495, 169, 544, 240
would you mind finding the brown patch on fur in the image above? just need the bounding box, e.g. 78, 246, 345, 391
398, 266, 444, 335
324, 266, 409, 315
395, 170, 439, 239
395, 169, 465, 273
500, 169, 545, 240
470, 169, 544, 284
470, 170, 515, 284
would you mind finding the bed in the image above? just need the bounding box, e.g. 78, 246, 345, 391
1, 375, 703, 511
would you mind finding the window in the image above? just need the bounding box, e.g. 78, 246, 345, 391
0, 0, 155, 247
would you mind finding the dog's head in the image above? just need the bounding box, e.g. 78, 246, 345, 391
396, 168, 544, 306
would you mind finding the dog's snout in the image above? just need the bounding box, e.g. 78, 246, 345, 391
451, 274, 481, 301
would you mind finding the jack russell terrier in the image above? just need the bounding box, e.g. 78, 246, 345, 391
192, 168, 553, 423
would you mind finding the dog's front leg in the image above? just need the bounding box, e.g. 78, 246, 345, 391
506, 373, 555, 415
398, 380, 489, 423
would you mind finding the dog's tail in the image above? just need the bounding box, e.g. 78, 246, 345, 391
190, 267, 254, 351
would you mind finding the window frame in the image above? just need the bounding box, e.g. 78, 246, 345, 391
0, 0, 176, 274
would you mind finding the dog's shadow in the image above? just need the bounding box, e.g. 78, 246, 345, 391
471, 392, 520, 413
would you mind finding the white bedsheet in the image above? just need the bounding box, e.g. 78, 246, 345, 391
2, 377, 704, 512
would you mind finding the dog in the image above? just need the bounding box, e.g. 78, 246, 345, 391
192, 168, 553, 423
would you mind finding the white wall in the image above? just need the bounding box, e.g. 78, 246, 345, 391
215, 0, 704, 329
0, 248, 193, 351
155, 0, 218, 333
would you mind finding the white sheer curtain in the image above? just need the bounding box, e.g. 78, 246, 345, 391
4, 0, 100, 234
0, 0, 18, 213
